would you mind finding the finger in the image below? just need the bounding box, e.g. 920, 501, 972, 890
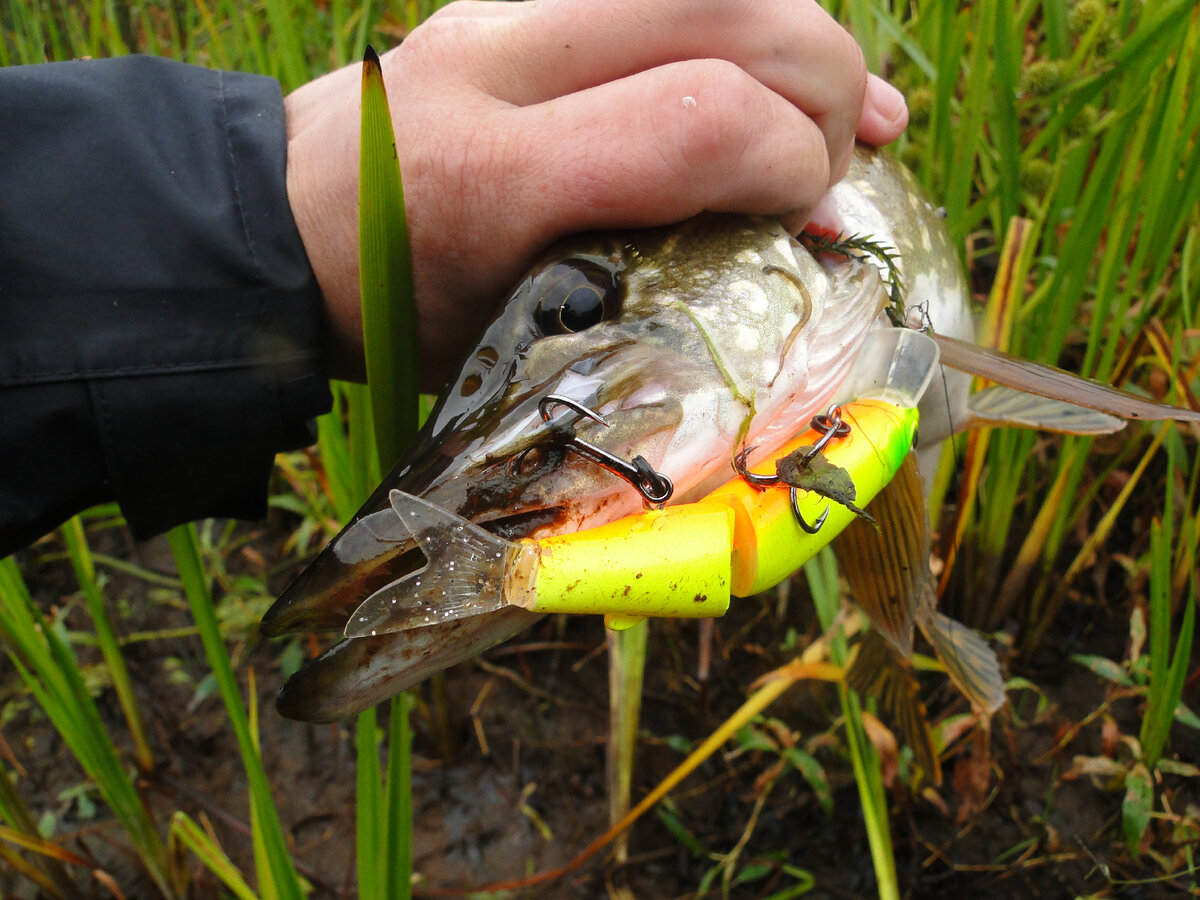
415, 0, 868, 186
402, 58, 835, 383
512, 58, 832, 240
856, 74, 908, 146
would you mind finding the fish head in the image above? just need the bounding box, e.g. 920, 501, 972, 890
262, 214, 887, 720
404, 215, 886, 518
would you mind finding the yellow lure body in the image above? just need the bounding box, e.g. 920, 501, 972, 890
509, 398, 918, 623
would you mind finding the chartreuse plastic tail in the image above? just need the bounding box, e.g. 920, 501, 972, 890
521, 502, 736, 619
345, 398, 917, 639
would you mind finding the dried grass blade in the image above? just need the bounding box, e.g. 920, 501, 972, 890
607, 619, 648, 863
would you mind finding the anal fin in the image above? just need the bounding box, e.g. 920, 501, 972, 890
847, 630, 941, 786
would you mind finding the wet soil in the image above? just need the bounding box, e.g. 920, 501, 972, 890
2, 514, 1197, 899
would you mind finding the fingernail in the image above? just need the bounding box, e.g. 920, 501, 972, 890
867, 76, 908, 126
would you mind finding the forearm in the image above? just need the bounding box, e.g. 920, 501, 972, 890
0, 56, 331, 554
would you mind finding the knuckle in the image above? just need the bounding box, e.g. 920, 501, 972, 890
841, 35, 869, 101
398, 11, 473, 64
660, 59, 760, 177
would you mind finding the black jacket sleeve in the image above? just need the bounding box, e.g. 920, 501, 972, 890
0, 56, 333, 556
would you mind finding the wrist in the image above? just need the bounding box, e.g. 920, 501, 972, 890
284, 71, 367, 382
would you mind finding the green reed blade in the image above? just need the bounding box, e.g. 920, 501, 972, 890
168, 811, 259, 900
187, 0, 231, 71
347, 380, 379, 507
166, 524, 304, 900
262, 0, 308, 91
941, 2, 990, 240
0, 760, 79, 898
356, 706, 384, 896
357, 46, 418, 899
317, 381, 378, 520
351, 0, 376, 66
233, 3, 272, 85
1026, 0, 1193, 159
359, 45, 419, 476
990, 0, 1021, 229
1042, 0, 1068, 57
0, 557, 174, 897
805, 549, 898, 900
60, 516, 153, 772
1140, 453, 1197, 767
384, 692, 414, 900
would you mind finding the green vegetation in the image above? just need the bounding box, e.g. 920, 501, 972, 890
2, 1, 1197, 897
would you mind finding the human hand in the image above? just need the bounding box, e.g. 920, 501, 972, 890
284, 0, 907, 386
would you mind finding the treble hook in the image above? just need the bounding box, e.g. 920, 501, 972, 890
732, 445, 780, 488
801, 405, 852, 465
733, 404, 851, 534
537, 394, 674, 506
790, 489, 830, 534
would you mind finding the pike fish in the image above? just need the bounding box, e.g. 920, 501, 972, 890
264, 147, 1199, 725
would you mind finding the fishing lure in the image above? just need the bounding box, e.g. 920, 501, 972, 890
344, 394, 919, 638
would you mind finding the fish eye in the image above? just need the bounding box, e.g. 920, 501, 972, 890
534, 261, 620, 335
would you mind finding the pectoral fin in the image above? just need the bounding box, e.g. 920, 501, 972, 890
833, 453, 1006, 713
965, 385, 1125, 434
933, 332, 1200, 423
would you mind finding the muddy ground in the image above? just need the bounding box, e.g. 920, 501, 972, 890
2, 511, 1197, 899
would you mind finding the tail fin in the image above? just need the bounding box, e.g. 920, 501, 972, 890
344, 491, 513, 638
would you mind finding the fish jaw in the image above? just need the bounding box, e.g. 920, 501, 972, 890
274, 607, 541, 723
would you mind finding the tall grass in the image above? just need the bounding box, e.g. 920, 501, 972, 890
1, 1, 1197, 897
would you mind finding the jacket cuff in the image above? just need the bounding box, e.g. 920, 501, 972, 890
0, 57, 332, 546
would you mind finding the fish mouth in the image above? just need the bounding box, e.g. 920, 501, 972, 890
260, 378, 682, 722
260, 504, 565, 635
259, 439, 582, 723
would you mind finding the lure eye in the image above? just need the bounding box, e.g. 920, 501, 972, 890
534, 261, 621, 335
